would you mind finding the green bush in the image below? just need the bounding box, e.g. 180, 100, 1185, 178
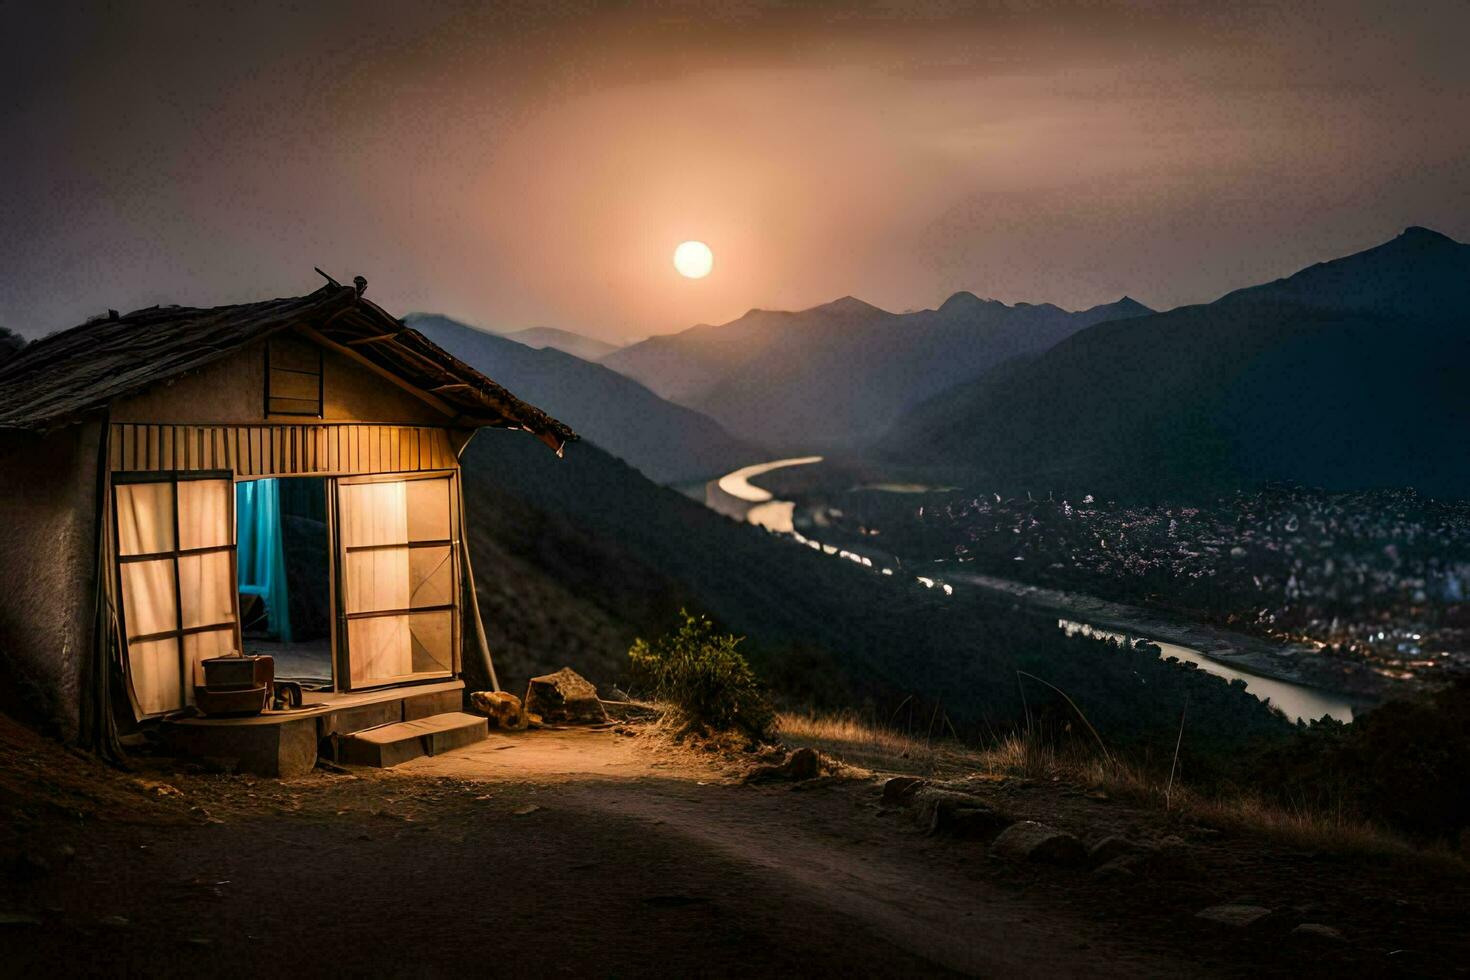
629, 610, 776, 739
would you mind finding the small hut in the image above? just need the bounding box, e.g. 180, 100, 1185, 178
0, 276, 574, 774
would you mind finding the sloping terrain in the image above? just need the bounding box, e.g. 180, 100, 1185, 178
881, 227, 1470, 497
461, 429, 1288, 754
406, 313, 760, 484
2, 716, 1464, 978
602, 294, 1151, 449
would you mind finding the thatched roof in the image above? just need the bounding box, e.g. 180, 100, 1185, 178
0, 280, 577, 452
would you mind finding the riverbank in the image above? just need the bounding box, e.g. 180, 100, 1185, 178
706, 457, 1374, 722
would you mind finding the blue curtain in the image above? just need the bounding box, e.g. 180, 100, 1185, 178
236, 479, 293, 643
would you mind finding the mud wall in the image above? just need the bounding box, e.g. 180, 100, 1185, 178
0, 421, 101, 739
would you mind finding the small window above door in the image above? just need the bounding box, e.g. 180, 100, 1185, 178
265, 333, 323, 417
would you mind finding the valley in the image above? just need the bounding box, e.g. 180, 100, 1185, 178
705, 456, 1365, 725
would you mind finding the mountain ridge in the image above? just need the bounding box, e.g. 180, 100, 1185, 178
880, 227, 1470, 496
502, 325, 622, 361
404, 313, 761, 484
602, 290, 1154, 449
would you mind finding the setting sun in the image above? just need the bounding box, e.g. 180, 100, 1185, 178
673, 240, 713, 279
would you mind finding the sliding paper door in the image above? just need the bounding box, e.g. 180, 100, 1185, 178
115, 473, 240, 716
336, 473, 457, 688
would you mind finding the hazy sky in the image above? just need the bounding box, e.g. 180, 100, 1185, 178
4, 1, 1468, 342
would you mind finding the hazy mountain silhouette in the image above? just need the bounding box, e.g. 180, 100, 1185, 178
603, 293, 1151, 449
881, 227, 1470, 497
503, 326, 622, 361
405, 314, 761, 484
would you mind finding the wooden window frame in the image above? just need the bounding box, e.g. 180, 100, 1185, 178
264, 334, 325, 418
113, 470, 242, 716
331, 469, 461, 691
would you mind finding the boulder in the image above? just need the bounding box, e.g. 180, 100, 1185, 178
1292, 923, 1344, 942
880, 776, 926, 806
470, 691, 527, 730
784, 747, 821, 780
991, 821, 1087, 866
1146, 837, 1203, 879
1087, 835, 1143, 868
910, 788, 1009, 839
746, 746, 823, 783
524, 668, 607, 724
1195, 905, 1274, 929
1092, 857, 1136, 879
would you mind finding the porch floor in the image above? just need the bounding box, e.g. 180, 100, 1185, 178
173, 679, 463, 727
160, 679, 466, 777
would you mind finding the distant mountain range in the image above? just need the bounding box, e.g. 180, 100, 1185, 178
502, 326, 622, 362
880, 227, 1470, 497
404, 314, 760, 484
602, 293, 1152, 449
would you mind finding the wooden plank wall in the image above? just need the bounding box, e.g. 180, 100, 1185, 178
108, 423, 457, 477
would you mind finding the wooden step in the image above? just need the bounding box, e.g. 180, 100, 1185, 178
337, 711, 488, 768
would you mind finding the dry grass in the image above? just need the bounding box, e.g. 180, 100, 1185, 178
779, 710, 1466, 869
777, 710, 985, 776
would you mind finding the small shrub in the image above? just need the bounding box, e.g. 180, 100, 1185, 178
629, 610, 776, 739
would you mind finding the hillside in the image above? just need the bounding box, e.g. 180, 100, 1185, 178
880, 227, 1470, 498
503, 325, 621, 361
602, 294, 1151, 449
405, 314, 759, 484
460, 429, 1289, 754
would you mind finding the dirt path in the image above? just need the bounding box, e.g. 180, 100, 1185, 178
405, 731, 1188, 977
3, 724, 1466, 977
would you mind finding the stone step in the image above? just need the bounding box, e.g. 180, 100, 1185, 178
337, 711, 488, 768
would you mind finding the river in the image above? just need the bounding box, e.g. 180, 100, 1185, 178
708, 456, 1356, 725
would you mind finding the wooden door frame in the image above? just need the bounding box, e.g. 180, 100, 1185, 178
331, 469, 462, 692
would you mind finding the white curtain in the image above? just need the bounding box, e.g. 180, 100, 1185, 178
116, 482, 174, 556
116, 478, 237, 715
339, 477, 454, 686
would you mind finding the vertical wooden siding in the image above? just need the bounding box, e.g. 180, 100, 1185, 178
108, 424, 457, 476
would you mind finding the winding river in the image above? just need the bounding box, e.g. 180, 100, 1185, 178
709, 456, 1357, 725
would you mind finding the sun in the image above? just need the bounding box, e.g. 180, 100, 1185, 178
673, 240, 714, 279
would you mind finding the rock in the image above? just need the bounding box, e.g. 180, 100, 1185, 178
1195, 905, 1274, 928
1110, 836, 1201, 881
784, 747, 821, 780
470, 690, 528, 730
910, 788, 1009, 839
1092, 857, 1136, 879
524, 668, 607, 724
746, 746, 823, 783
1087, 836, 1142, 868
880, 776, 926, 805
1292, 923, 1344, 942
991, 821, 1087, 866
911, 789, 977, 825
